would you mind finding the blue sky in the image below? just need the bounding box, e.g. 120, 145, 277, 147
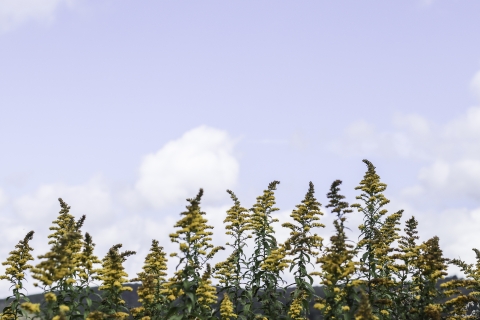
1, 0, 480, 297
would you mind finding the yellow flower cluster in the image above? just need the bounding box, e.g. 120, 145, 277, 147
220, 293, 237, 319
77, 232, 101, 281
20, 302, 41, 314
248, 182, 280, 236
214, 254, 236, 286
45, 292, 57, 302
215, 190, 251, 288
196, 264, 218, 308
0, 231, 35, 286
261, 245, 291, 273
95, 244, 135, 297
131, 239, 168, 313
288, 292, 308, 320
354, 291, 379, 320
224, 190, 251, 237
31, 199, 85, 287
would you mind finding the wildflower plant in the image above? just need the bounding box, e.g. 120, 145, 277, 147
214, 189, 251, 319
220, 293, 237, 320
245, 180, 288, 319
442, 247, 480, 318
94, 243, 136, 318
2, 159, 480, 319
313, 180, 360, 319
355, 290, 379, 320
130, 239, 169, 319
0, 231, 35, 320
30, 199, 87, 318
75, 232, 102, 318
351, 159, 403, 319
389, 216, 425, 318
166, 188, 224, 319
410, 236, 449, 319
282, 181, 324, 319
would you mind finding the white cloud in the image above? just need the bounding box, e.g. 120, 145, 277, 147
416, 158, 480, 201
12, 175, 113, 225
133, 125, 240, 210
325, 69, 480, 279
0, 0, 75, 33
328, 118, 420, 160
0, 126, 242, 298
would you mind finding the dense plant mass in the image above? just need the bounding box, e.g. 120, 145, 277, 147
1, 159, 480, 319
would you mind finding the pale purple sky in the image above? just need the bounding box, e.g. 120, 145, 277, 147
1, 0, 480, 298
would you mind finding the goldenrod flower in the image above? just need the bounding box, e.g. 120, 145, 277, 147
288, 294, 307, 320
196, 264, 218, 308
59, 304, 69, 313
314, 303, 326, 310
45, 292, 57, 302
112, 312, 130, 319
0, 231, 35, 285
313, 180, 359, 318
31, 199, 85, 288
20, 302, 40, 314
220, 293, 237, 319
355, 290, 379, 320
167, 189, 224, 318
94, 243, 135, 315
130, 240, 169, 318
260, 245, 291, 273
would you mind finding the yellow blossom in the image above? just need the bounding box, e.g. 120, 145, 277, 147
59, 305, 69, 313
220, 293, 237, 319
45, 292, 57, 302
20, 302, 40, 314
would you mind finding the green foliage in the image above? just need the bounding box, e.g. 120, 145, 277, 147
1, 159, 478, 319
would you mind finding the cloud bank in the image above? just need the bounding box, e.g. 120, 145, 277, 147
130, 125, 240, 210
0, 0, 75, 33
327, 69, 480, 277
0, 125, 241, 298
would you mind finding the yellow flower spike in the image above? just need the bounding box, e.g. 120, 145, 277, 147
168, 189, 224, 317
45, 292, 57, 302
220, 293, 238, 319
281, 182, 325, 319
130, 239, 169, 318
59, 305, 69, 313
0, 231, 36, 319
0, 231, 35, 285
31, 199, 86, 291
94, 243, 135, 312
288, 293, 308, 320
354, 290, 379, 320
196, 264, 218, 308
20, 302, 40, 314
314, 180, 360, 319
77, 232, 101, 282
